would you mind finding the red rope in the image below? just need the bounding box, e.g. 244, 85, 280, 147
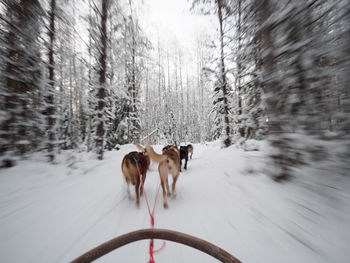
136, 165, 166, 263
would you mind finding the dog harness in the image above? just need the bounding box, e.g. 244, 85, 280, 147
129, 153, 139, 165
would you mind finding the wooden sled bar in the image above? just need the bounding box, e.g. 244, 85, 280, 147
71, 228, 242, 263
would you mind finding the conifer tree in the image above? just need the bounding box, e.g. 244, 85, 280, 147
0, 0, 43, 167
94, 0, 108, 160
46, 0, 57, 162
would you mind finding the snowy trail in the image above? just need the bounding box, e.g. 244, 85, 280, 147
0, 143, 349, 263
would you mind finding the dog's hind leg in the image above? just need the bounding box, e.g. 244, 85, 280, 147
165, 176, 171, 196
140, 173, 146, 196
159, 165, 169, 208
126, 182, 132, 200
160, 174, 168, 208
135, 180, 140, 207
171, 173, 179, 198
184, 157, 188, 170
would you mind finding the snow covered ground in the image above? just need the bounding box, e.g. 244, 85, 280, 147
0, 142, 349, 263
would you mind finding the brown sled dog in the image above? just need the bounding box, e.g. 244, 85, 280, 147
146, 141, 180, 208
121, 145, 150, 207
162, 144, 179, 155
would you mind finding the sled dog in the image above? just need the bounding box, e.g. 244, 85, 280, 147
187, 144, 193, 160
146, 141, 180, 208
162, 144, 179, 155
121, 144, 150, 207
180, 146, 189, 171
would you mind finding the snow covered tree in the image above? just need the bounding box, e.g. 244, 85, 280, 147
45, 0, 86, 152
211, 79, 225, 140
84, 0, 110, 157
235, 0, 267, 140
45, 0, 57, 162
194, 32, 213, 143
124, 15, 141, 143
255, 0, 292, 180
216, 0, 232, 147
94, 0, 109, 160
85, 0, 95, 153
339, 2, 350, 153
123, 1, 150, 144
0, 0, 43, 167
234, 0, 244, 138
247, 0, 350, 179
191, 0, 233, 147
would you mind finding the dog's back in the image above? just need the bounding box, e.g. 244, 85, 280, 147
121, 151, 149, 184
147, 145, 179, 166
162, 145, 179, 154
121, 151, 150, 206
162, 145, 171, 153
180, 146, 188, 159
136, 143, 151, 169
146, 142, 181, 208
122, 155, 138, 185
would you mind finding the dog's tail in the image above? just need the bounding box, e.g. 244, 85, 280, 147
146, 141, 168, 163
135, 142, 145, 152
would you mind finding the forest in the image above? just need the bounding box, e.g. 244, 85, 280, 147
0, 0, 349, 179
0, 1, 350, 262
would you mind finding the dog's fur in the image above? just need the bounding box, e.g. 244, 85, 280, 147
180, 146, 189, 171
121, 146, 150, 207
162, 145, 171, 153
146, 141, 180, 208
187, 144, 193, 159
162, 144, 179, 155
136, 143, 150, 169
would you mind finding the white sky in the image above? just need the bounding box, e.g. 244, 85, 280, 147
137, 0, 216, 51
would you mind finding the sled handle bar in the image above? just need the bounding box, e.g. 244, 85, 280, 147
71, 228, 242, 263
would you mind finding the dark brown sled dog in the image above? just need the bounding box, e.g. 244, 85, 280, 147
121, 144, 150, 207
